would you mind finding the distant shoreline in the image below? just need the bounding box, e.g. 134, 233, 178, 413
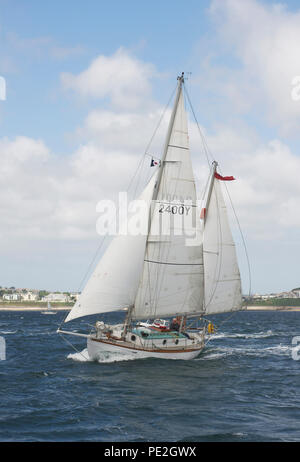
0, 305, 299, 312
0, 305, 71, 311
246, 305, 300, 312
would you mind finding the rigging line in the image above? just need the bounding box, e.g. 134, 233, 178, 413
58, 311, 68, 331
58, 332, 90, 361
204, 309, 241, 346
220, 168, 252, 301
72, 234, 108, 312
203, 182, 224, 311
183, 84, 215, 167
200, 168, 212, 202
132, 155, 147, 203
182, 85, 213, 205
58, 226, 108, 328
129, 84, 178, 199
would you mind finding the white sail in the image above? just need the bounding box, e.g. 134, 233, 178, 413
133, 86, 204, 320
65, 173, 157, 322
203, 176, 242, 315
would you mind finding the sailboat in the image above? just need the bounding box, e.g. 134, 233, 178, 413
58, 73, 242, 360
42, 301, 57, 315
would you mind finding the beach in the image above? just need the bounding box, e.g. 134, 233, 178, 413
0, 305, 71, 311
0, 305, 299, 312
246, 305, 300, 312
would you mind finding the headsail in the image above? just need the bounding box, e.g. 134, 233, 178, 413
133, 74, 204, 320
202, 164, 242, 315
65, 173, 157, 322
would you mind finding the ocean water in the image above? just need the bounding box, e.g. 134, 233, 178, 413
0, 310, 299, 442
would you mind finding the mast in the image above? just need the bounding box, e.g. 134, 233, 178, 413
125, 75, 186, 327
202, 161, 218, 225
133, 73, 205, 320
122, 305, 134, 338
152, 72, 185, 202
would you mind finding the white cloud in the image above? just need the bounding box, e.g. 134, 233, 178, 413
188, 120, 300, 239
2, 99, 299, 249
206, 0, 300, 133
231, 140, 300, 231
0, 134, 154, 244
0, 45, 166, 246
74, 107, 170, 157
61, 48, 157, 109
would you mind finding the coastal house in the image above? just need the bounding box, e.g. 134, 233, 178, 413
292, 288, 300, 297
251, 294, 262, 300
261, 294, 276, 300
3, 293, 22, 301
21, 291, 39, 302
277, 291, 298, 299
42, 293, 70, 303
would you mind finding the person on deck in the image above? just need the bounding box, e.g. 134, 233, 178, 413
170, 316, 181, 331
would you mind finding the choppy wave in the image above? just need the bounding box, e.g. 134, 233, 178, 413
2, 310, 300, 442
199, 344, 293, 360
207, 330, 279, 340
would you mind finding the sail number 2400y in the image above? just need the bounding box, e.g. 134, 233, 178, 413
158, 204, 191, 215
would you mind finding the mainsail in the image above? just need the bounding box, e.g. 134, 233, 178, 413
133, 75, 204, 320
202, 165, 242, 315
65, 173, 157, 322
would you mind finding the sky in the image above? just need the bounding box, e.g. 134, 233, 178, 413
0, 0, 300, 294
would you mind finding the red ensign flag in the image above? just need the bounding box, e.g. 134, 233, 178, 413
214, 172, 235, 181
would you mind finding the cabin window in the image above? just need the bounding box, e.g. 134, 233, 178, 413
175, 339, 179, 345
131, 335, 136, 342
163, 339, 167, 345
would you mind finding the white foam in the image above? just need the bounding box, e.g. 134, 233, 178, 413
67, 348, 139, 363
67, 348, 91, 362
96, 352, 139, 363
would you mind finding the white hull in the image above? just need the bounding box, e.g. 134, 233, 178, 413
87, 336, 204, 361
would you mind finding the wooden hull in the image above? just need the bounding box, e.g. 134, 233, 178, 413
87, 336, 204, 361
